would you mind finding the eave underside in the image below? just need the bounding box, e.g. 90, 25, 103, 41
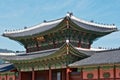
6, 18, 114, 52
1, 43, 89, 71
2, 16, 117, 53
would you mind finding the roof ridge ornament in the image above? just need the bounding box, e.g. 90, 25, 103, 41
43, 20, 47, 22
66, 12, 73, 17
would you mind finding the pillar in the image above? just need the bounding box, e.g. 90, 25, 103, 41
32, 68, 35, 80
66, 67, 70, 80
61, 69, 65, 80
6, 74, 7, 80
114, 65, 116, 80
98, 66, 100, 80
49, 67, 52, 80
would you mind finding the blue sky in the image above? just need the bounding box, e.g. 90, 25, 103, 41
0, 0, 120, 51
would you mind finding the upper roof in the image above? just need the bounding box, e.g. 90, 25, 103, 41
69, 49, 120, 67
0, 52, 16, 56
3, 13, 117, 38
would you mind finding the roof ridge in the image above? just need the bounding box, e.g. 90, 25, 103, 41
95, 48, 120, 53
70, 15, 117, 29
43, 17, 65, 23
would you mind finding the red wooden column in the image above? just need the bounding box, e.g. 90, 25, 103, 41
6, 74, 7, 80
61, 69, 65, 80
98, 66, 100, 80
66, 67, 70, 80
18, 70, 21, 80
32, 68, 35, 80
49, 67, 52, 80
113, 65, 116, 80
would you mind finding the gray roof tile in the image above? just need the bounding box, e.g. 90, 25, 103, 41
0, 49, 58, 60
0, 63, 14, 72
69, 49, 120, 67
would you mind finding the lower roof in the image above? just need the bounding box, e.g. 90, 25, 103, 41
0, 43, 91, 71
0, 49, 57, 61
69, 49, 120, 67
1, 47, 119, 71
0, 63, 14, 72
0, 43, 94, 61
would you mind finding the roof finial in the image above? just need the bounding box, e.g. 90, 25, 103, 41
69, 12, 73, 17
66, 12, 73, 17
66, 12, 70, 16
24, 26, 27, 29
43, 20, 47, 22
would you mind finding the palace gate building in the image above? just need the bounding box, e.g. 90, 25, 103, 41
0, 13, 119, 80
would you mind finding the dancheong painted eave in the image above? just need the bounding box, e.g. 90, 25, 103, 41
0, 43, 89, 62
2, 13, 117, 38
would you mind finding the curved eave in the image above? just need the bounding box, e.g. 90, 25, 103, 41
1, 49, 57, 62
70, 15, 117, 33
3, 14, 118, 39
0, 43, 89, 63
0, 63, 15, 72
3, 18, 64, 38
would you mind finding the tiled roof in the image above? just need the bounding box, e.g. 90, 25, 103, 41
3, 13, 117, 38
0, 63, 14, 72
3, 18, 63, 37
0, 48, 58, 60
71, 16, 117, 32
69, 49, 120, 67
0, 43, 94, 61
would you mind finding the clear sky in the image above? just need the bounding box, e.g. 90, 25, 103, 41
0, 0, 120, 51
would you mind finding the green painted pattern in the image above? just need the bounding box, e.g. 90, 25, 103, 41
83, 67, 97, 71
6, 17, 113, 49
5, 43, 88, 71
0, 72, 15, 76
101, 66, 113, 70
